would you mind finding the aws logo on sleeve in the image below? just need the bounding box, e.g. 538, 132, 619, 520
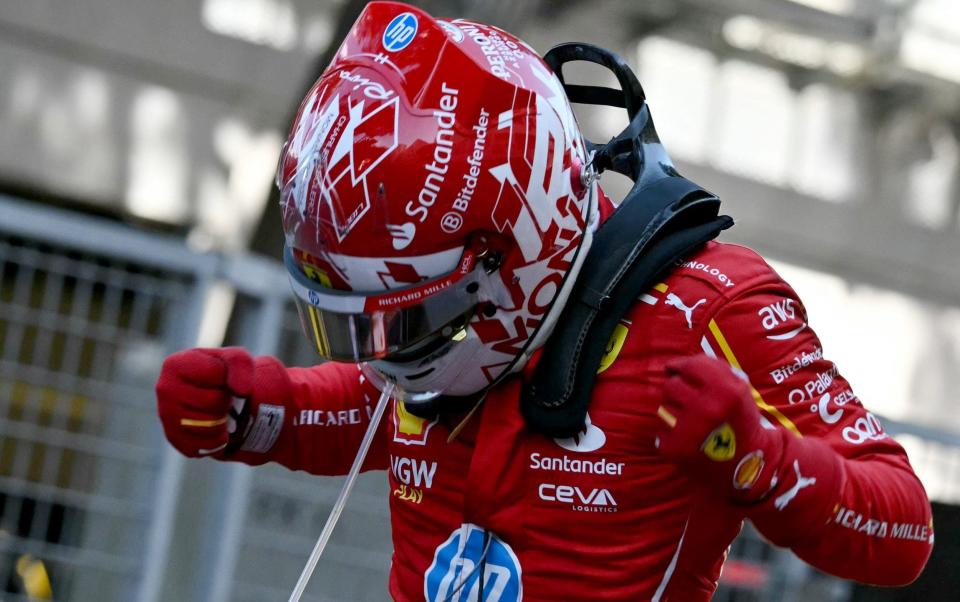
758, 298, 807, 341
392, 401, 438, 446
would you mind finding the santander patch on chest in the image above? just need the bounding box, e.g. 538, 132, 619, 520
386, 390, 692, 601
526, 413, 628, 514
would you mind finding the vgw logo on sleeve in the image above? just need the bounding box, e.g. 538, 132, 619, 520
383, 12, 418, 52
425, 524, 522, 602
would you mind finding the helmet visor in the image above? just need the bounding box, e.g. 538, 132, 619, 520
285, 244, 486, 362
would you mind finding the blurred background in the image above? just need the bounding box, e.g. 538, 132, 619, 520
0, 0, 958, 600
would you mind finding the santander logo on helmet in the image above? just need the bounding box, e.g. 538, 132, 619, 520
278, 1, 598, 401
387, 222, 417, 251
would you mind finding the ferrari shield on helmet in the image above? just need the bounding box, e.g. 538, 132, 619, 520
277, 1, 598, 402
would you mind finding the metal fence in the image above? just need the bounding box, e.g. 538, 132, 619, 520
0, 195, 224, 602
0, 194, 392, 602
0, 194, 957, 601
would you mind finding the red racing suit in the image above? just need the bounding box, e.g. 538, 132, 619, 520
234, 240, 933, 601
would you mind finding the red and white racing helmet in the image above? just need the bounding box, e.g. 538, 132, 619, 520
278, 1, 598, 402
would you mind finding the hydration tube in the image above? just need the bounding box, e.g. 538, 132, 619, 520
287, 382, 395, 602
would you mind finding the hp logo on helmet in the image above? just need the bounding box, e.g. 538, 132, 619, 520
308, 290, 321, 306
383, 12, 418, 52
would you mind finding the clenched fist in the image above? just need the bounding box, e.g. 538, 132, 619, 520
156, 347, 291, 458
655, 355, 784, 501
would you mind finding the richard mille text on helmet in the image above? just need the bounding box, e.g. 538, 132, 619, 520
156, 2, 933, 600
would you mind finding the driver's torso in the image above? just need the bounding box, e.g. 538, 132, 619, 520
384, 241, 761, 602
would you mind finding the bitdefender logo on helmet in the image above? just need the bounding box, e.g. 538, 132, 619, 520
383, 13, 418, 52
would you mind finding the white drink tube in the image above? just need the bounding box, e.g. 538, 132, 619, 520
288, 383, 395, 602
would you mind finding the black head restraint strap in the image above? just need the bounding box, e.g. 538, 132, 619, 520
520, 43, 735, 438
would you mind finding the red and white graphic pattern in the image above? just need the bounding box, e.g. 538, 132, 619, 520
279, 3, 594, 396
467, 72, 589, 383
281, 72, 400, 244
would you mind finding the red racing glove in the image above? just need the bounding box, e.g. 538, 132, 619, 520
655, 355, 786, 502
156, 347, 292, 460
